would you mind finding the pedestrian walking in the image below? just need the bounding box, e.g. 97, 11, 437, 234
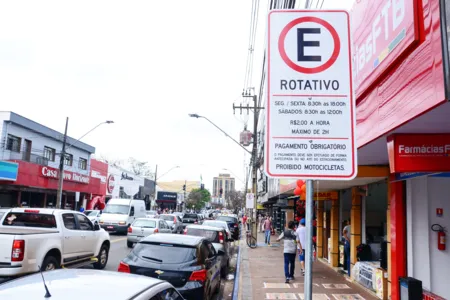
263, 216, 272, 245
343, 219, 351, 276
276, 220, 299, 283
295, 218, 306, 276
242, 214, 248, 230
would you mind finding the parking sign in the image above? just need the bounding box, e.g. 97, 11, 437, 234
265, 10, 357, 180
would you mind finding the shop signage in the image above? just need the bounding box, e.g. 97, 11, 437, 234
351, 0, 419, 97
107, 175, 115, 194
121, 172, 134, 181
0, 161, 19, 181
388, 134, 450, 173
157, 191, 177, 201
266, 10, 357, 180
313, 191, 338, 201
40, 166, 90, 184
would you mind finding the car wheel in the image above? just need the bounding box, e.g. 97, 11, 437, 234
41, 255, 60, 272
221, 260, 229, 278
94, 243, 109, 269
127, 241, 133, 248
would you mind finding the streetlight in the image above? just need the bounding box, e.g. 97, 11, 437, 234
222, 168, 245, 184
188, 114, 251, 155
56, 119, 114, 209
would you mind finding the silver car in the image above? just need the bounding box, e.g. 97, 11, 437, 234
159, 214, 183, 233
127, 218, 172, 248
0, 269, 184, 299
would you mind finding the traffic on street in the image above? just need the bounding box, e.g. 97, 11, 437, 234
0, 207, 240, 300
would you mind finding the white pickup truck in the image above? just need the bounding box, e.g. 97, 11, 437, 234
0, 208, 111, 277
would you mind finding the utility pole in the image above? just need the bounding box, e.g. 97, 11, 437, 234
153, 164, 158, 210
233, 91, 264, 245
56, 117, 69, 209
183, 180, 186, 212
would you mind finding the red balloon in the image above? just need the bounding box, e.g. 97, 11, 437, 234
296, 180, 304, 188
300, 184, 307, 193
294, 187, 302, 196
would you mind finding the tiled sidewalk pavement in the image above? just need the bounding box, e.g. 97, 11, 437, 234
238, 232, 378, 300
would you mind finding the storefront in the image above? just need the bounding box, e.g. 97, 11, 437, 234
156, 191, 178, 210
87, 159, 109, 210
0, 160, 102, 209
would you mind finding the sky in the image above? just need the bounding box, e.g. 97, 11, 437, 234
0, 0, 354, 192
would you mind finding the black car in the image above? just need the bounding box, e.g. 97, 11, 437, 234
185, 224, 233, 277
216, 215, 240, 240
182, 213, 200, 228
119, 234, 221, 300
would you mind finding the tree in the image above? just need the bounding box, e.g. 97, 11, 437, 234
226, 191, 244, 213
186, 188, 211, 210
97, 155, 152, 177
128, 157, 152, 177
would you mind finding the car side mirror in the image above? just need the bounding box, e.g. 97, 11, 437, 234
93, 223, 100, 231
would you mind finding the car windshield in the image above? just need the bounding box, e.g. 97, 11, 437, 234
2, 212, 57, 228
186, 228, 218, 242
146, 211, 157, 215
183, 214, 198, 219
85, 210, 98, 216
133, 219, 156, 228
134, 242, 197, 264
217, 216, 237, 223
160, 215, 174, 221
103, 204, 129, 215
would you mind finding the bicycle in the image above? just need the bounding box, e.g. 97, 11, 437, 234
246, 229, 257, 248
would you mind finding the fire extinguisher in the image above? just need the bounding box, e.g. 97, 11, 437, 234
431, 224, 447, 251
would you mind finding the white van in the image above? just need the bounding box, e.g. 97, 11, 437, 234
98, 198, 146, 234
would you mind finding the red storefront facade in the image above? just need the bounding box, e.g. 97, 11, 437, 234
351, 0, 450, 298
0, 159, 108, 210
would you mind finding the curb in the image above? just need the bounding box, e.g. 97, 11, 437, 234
231, 231, 243, 300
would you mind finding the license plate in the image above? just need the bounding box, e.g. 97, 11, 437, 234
107, 226, 114, 229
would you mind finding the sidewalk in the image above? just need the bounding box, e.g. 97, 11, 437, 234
237, 232, 378, 300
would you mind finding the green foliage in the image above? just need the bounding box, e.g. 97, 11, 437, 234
186, 188, 211, 210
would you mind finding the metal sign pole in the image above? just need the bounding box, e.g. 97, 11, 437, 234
304, 179, 314, 300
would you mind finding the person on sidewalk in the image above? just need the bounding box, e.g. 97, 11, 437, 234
343, 219, 351, 276
242, 214, 248, 230
276, 220, 299, 283
263, 216, 273, 245
295, 218, 306, 276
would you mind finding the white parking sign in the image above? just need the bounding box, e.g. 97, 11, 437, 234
265, 10, 357, 180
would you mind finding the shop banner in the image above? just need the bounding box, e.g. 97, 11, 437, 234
352, 0, 419, 97
90, 159, 108, 195
40, 166, 90, 184
0, 161, 18, 181
388, 134, 450, 173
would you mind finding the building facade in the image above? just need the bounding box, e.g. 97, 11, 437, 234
157, 180, 201, 210
212, 173, 235, 202
253, 0, 450, 299
0, 111, 100, 209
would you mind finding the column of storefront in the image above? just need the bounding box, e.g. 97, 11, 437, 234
350, 187, 362, 277
387, 182, 391, 297
317, 201, 324, 258
330, 198, 339, 267
390, 180, 406, 300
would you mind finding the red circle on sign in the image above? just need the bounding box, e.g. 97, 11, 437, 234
278, 16, 341, 74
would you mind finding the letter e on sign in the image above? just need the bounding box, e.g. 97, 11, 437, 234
265, 10, 357, 180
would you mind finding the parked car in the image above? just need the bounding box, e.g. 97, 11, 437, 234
99, 199, 146, 234
202, 220, 233, 241
127, 218, 172, 248
84, 210, 101, 224
0, 269, 184, 299
0, 208, 110, 277
181, 213, 200, 228
119, 234, 221, 300
185, 224, 232, 277
215, 215, 240, 240
159, 214, 184, 234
